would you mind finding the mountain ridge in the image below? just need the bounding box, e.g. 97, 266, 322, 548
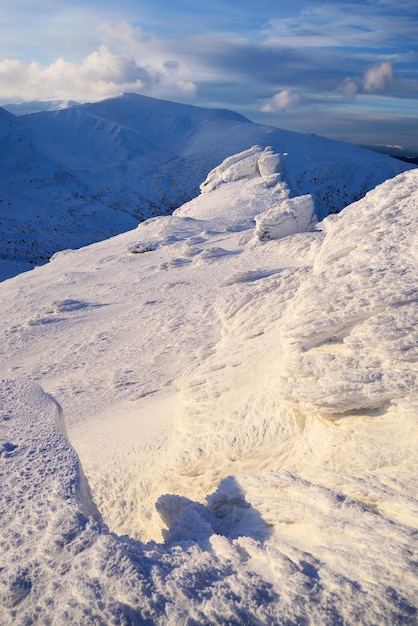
0, 92, 414, 281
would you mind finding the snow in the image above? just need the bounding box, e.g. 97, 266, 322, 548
254, 195, 316, 240
3, 100, 80, 116
1, 117, 418, 623
0, 92, 413, 281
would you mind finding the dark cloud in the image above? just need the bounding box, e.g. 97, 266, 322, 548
256, 106, 418, 152
163, 60, 181, 71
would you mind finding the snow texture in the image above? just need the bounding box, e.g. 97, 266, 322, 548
0, 110, 418, 625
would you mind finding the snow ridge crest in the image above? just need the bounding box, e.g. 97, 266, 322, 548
200, 145, 288, 193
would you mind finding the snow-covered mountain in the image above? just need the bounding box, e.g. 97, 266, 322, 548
2, 100, 80, 116
0, 92, 413, 281
1, 142, 417, 624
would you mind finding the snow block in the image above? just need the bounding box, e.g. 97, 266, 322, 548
257, 148, 288, 186
200, 145, 289, 193
254, 194, 316, 240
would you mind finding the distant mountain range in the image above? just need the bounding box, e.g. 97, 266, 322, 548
361, 143, 418, 165
3, 100, 80, 116
0, 93, 414, 281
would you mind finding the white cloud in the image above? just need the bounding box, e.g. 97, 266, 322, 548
95, 21, 149, 57
0, 45, 196, 103
338, 77, 359, 100
363, 61, 393, 92
337, 62, 394, 101
261, 90, 301, 112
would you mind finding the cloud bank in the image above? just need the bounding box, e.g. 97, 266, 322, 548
0, 45, 196, 102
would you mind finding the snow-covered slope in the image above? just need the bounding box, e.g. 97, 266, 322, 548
3, 100, 79, 116
0, 93, 413, 281
1, 149, 417, 624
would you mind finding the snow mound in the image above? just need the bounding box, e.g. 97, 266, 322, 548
200, 145, 288, 192
175, 147, 305, 236
178, 147, 315, 240
255, 194, 316, 240
276, 170, 418, 415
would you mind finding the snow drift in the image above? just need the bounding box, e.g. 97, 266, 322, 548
0, 145, 417, 624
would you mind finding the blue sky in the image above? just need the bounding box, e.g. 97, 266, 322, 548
1, 0, 417, 149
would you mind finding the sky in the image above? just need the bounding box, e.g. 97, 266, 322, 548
0, 0, 417, 150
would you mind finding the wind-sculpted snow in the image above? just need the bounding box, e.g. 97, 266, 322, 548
199, 145, 288, 192
277, 171, 418, 415
0, 150, 418, 624
0, 92, 414, 280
